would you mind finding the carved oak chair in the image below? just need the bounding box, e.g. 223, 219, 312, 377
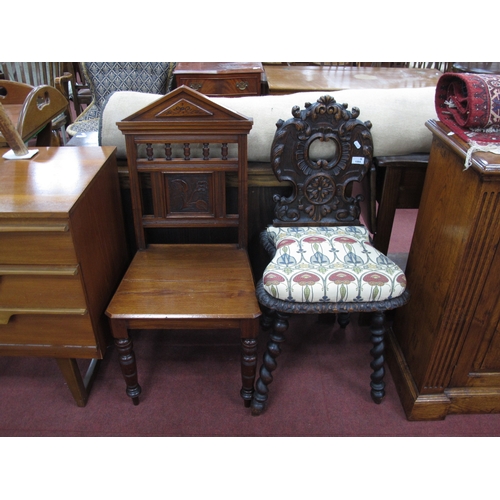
106, 86, 261, 406
250, 95, 410, 415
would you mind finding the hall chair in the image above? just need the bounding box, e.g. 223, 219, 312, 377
105, 86, 261, 406
250, 95, 410, 415
67, 62, 176, 138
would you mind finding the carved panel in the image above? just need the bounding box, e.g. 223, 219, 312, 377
155, 98, 214, 118
166, 173, 213, 215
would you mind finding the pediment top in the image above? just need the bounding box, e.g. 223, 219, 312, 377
155, 98, 214, 118
119, 85, 252, 125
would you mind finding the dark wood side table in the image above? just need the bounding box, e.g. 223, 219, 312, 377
174, 62, 264, 97
0, 146, 129, 405
387, 120, 500, 420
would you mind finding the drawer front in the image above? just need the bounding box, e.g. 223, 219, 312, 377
178, 75, 261, 96
0, 222, 77, 265
0, 313, 100, 357
0, 265, 86, 321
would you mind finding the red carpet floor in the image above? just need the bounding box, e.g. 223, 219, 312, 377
1, 313, 500, 437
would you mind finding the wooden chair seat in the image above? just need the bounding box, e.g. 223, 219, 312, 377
107, 244, 259, 319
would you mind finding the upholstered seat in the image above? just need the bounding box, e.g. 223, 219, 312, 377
262, 226, 406, 303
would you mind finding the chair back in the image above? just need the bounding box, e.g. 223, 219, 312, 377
117, 85, 253, 251
81, 62, 176, 121
270, 94, 374, 228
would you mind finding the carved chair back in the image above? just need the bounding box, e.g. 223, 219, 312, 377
117, 85, 253, 251
270, 94, 373, 228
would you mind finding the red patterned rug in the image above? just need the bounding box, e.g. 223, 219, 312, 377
435, 72, 500, 144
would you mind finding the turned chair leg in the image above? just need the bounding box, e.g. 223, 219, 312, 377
338, 312, 350, 328
369, 311, 386, 404
110, 319, 141, 405
251, 311, 289, 416
114, 336, 141, 406
240, 337, 258, 407
239, 318, 260, 407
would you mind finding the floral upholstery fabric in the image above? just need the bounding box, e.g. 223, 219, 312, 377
262, 226, 407, 303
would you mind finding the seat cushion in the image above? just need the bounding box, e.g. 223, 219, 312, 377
262, 226, 407, 303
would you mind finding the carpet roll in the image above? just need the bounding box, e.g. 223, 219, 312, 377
435, 72, 500, 143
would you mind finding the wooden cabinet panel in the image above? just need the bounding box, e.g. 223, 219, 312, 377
174, 62, 264, 97
387, 120, 500, 420
177, 76, 261, 96
0, 314, 95, 354
0, 226, 76, 265
0, 267, 85, 311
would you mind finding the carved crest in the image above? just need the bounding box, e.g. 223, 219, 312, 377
155, 98, 214, 118
271, 95, 373, 225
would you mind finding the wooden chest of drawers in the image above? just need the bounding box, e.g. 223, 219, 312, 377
0, 146, 129, 405
174, 62, 264, 97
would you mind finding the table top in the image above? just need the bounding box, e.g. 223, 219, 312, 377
264, 65, 442, 93
452, 62, 500, 74
0, 146, 116, 216
174, 62, 264, 75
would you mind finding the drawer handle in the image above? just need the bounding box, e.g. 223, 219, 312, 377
189, 82, 203, 91
0, 265, 79, 276
0, 223, 69, 232
0, 307, 87, 325
236, 81, 249, 91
